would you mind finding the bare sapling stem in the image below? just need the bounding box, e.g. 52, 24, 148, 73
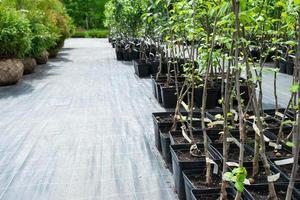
285, 11, 300, 200
232, 1, 245, 199
274, 71, 279, 112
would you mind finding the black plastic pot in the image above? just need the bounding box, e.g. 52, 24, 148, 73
170, 144, 219, 200
160, 86, 179, 108
151, 75, 158, 99
160, 130, 172, 171
286, 61, 294, 75
194, 87, 220, 109
156, 83, 163, 103
152, 112, 174, 152
183, 167, 221, 200
132, 50, 140, 60
133, 60, 151, 77
123, 50, 132, 61
115, 48, 124, 60
149, 60, 159, 75
279, 60, 287, 74
245, 184, 300, 200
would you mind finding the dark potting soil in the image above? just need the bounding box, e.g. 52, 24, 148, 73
264, 117, 281, 129
172, 134, 204, 144
248, 170, 287, 184
279, 164, 300, 180
193, 193, 235, 200
265, 148, 292, 160
155, 115, 174, 123
187, 171, 221, 190
228, 149, 253, 162
176, 150, 205, 161
248, 189, 286, 200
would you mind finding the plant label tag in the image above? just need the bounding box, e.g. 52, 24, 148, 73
181, 101, 190, 112
206, 157, 218, 174
226, 137, 241, 147
204, 118, 212, 123
214, 114, 223, 120
244, 179, 251, 185
275, 112, 286, 119
181, 126, 192, 144
176, 114, 187, 122
269, 142, 282, 149
253, 123, 260, 136
226, 162, 239, 167
208, 121, 224, 127
264, 135, 270, 142
267, 173, 280, 182
275, 158, 294, 166
230, 109, 238, 121
248, 115, 256, 119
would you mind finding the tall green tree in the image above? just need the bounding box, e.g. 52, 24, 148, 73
63, 0, 108, 29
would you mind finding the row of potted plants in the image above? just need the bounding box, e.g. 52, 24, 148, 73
0, 0, 74, 86
105, 0, 300, 199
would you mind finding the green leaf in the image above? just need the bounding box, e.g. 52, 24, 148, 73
224, 172, 234, 181
286, 141, 295, 147
289, 84, 299, 93
235, 181, 244, 192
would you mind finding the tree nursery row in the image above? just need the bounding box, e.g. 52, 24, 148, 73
105, 0, 300, 200
0, 0, 73, 86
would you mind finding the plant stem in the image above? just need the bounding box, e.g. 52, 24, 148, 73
285, 11, 300, 200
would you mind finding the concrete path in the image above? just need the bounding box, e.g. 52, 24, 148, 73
0, 39, 177, 200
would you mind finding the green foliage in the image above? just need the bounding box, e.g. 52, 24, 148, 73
25, 10, 58, 57
72, 29, 109, 38
0, 0, 73, 58
224, 167, 248, 192
286, 141, 295, 147
0, 5, 31, 58
62, 0, 108, 29
289, 84, 299, 93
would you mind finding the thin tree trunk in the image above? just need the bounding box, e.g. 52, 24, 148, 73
285, 11, 300, 200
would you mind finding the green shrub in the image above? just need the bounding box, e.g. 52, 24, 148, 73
72, 29, 109, 38
36, 0, 75, 51
26, 10, 58, 57
0, 6, 31, 58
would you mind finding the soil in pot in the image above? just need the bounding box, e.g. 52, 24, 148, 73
246, 184, 300, 200
171, 144, 216, 200
213, 143, 254, 162
183, 168, 221, 200
184, 169, 221, 190
191, 188, 238, 200
229, 162, 288, 185
170, 130, 204, 145
276, 162, 300, 182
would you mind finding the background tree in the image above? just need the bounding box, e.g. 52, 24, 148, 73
62, 0, 108, 30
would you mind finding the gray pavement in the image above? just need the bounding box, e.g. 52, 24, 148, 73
0, 38, 177, 200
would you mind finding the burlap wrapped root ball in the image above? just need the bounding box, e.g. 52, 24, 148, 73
35, 51, 49, 65
22, 57, 37, 75
0, 59, 24, 86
